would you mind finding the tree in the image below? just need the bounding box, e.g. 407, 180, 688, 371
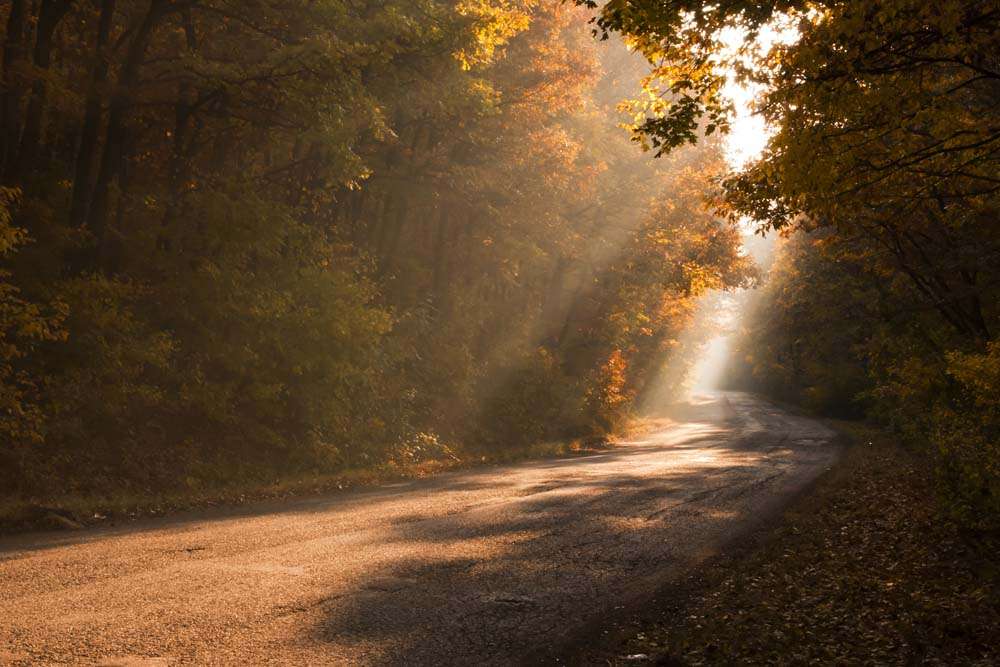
0, 0, 755, 502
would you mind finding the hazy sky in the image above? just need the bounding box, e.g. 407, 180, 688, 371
719, 22, 798, 169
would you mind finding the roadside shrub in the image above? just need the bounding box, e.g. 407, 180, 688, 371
39, 275, 178, 493
936, 344, 1000, 529
0, 190, 66, 494
584, 349, 632, 433
475, 348, 586, 449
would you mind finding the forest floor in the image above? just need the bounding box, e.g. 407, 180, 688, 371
584, 422, 1000, 665
0, 437, 618, 535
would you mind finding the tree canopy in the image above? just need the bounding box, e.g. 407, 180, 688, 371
582, 0, 999, 524
0, 0, 750, 500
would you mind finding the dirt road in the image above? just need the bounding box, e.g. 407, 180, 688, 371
0, 392, 839, 665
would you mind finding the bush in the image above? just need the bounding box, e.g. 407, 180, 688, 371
475, 348, 586, 449
936, 344, 1000, 528
0, 189, 66, 494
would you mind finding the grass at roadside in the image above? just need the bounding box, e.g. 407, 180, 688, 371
0, 436, 613, 535
597, 422, 1000, 665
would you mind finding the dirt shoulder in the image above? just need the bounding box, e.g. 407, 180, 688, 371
0, 436, 615, 536
581, 422, 1000, 665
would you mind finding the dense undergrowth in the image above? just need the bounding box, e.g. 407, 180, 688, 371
727, 233, 1000, 529
0, 432, 616, 533
568, 0, 1000, 529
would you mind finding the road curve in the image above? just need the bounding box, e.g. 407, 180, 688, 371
0, 391, 839, 666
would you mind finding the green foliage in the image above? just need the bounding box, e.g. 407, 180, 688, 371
0, 188, 66, 492
727, 232, 872, 418
578, 0, 798, 154
928, 345, 1000, 527
591, 0, 1000, 526
475, 347, 586, 449
0, 0, 750, 505
729, 229, 1000, 528
37, 275, 178, 490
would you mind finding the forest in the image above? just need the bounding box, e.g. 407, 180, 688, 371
0, 0, 752, 505
1, 0, 998, 534
704, 0, 1000, 526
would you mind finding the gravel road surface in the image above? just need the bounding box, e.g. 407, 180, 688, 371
0, 391, 839, 665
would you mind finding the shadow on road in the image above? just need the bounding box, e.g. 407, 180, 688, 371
303, 394, 835, 664
0, 392, 839, 666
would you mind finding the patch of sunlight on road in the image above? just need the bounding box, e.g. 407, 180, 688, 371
629, 420, 724, 447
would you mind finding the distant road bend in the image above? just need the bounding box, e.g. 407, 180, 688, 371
1, 391, 839, 665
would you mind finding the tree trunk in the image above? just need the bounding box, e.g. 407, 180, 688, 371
69, 0, 115, 228
87, 0, 170, 266
159, 6, 198, 250
16, 0, 75, 178
1, 0, 29, 179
